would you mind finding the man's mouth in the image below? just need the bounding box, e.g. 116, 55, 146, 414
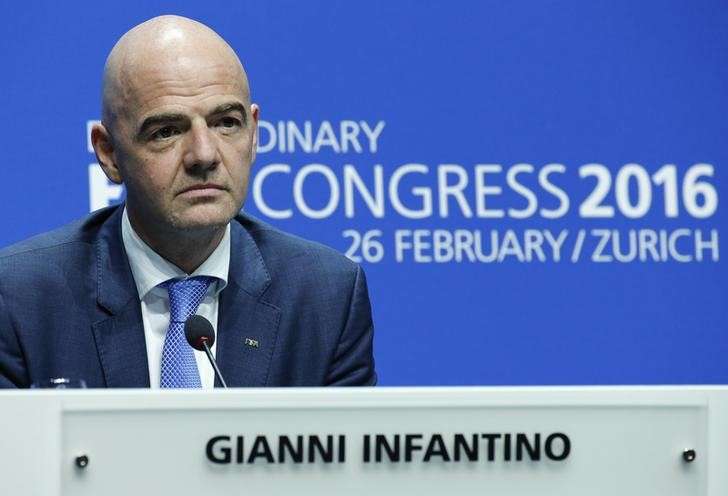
178, 184, 226, 196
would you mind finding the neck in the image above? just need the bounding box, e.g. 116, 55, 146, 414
128, 214, 226, 275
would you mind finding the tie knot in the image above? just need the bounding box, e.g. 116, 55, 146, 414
162, 276, 215, 323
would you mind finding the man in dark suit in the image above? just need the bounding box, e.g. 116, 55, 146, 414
0, 15, 375, 388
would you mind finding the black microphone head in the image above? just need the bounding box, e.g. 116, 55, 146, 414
185, 315, 215, 351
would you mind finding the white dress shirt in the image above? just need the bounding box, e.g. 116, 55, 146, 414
121, 208, 230, 389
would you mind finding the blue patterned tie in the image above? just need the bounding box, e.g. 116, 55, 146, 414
160, 276, 215, 388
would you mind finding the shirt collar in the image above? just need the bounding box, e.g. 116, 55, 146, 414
121, 207, 230, 300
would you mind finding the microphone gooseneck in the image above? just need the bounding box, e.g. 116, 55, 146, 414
184, 315, 228, 388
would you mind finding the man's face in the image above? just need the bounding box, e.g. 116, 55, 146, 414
109, 52, 258, 236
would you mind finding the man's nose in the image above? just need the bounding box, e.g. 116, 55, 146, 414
183, 121, 219, 171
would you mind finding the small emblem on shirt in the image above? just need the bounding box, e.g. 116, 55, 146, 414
244, 337, 260, 348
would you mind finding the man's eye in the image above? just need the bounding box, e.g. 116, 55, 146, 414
217, 117, 241, 129
151, 126, 180, 140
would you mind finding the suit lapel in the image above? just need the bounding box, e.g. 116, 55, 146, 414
88, 209, 280, 388
91, 206, 150, 387
217, 219, 281, 387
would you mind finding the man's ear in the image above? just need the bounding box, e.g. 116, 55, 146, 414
250, 103, 260, 164
91, 122, 123, 184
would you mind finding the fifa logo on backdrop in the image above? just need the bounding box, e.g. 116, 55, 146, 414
86, 119, 719, 265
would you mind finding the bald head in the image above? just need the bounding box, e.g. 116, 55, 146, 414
90, 15, 260, 271
102, 15, 250, 131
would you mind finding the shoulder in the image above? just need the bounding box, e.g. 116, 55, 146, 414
0, 206, 119, 270
233, 212, 360, 284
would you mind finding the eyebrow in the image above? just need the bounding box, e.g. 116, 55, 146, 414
137, 113, 187, 138
209, 102, 247, 125
136, 102, 248, 139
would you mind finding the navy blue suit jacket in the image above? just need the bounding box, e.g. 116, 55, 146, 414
0, 206, 376, 388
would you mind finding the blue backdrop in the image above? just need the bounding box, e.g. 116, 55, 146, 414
0, 1, 725, 385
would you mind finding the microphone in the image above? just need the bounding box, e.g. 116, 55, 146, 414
184, 315, 228, 388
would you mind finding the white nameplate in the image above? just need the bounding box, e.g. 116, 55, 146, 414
0, 387, 725, 495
